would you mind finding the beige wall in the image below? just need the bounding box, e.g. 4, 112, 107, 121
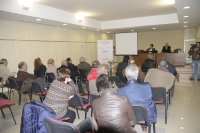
117, 30, 184, 62
0, 19, 112, 74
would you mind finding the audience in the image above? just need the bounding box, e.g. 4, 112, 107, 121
77, 57, 91, 71
16, 62, 36, 82
188, 42, 200, 80
0, 58, 16, 81
147, 44, 156, 53
43, 68, 78, 123
93, 74, 136, 133
57, 60, 68, 72
116, 55, 129, 72
144, 60, 175, 91
34, 58, 46, 79
118, 64, 157, 131
87, 60, 100, 81
165, 57, 177, 76
162, 42, 171, 53
141, 55, 156, 73
66, 57, 79, 80
46, 59, 57, 78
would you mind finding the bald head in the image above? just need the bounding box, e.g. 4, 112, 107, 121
158, 60, 168, 68
61, 60, 68, 67
128, 59, 136, 65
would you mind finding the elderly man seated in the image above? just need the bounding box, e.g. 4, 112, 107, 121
141, 55, 156, 73
118, 64, 157, 132
144, 60, 175, 92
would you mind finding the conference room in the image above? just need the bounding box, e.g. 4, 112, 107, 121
0, 0, 200, 133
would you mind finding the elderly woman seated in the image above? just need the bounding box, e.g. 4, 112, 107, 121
43, 68, 78, 123
118, 64, 157, 132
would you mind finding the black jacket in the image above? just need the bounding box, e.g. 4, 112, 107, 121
57, 65, 68, 72
162, 46, 171, 53
141, 59, 156, 73
117, 62, 129, 72
166, 62, 177, 76
34, 64, 46, 79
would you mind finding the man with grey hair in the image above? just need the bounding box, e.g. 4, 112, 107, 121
0, 58, 16, 79
144, 60, 175, 91
141, 54, 156, 73
77, 57, 91, 71
118, 64, 157, 131
97, 63, 110, 76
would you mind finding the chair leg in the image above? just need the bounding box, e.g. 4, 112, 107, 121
76, 108, 80, 119
8, 106, 16, 125
91, 108, 93, 117
168, 90, 171, 105
153, 123, 156, 133
1, 109, 5, 119
85, 109, 87, 119
165, 101, 167, 124
148, 123, 151, 133
17, 90, 21, 105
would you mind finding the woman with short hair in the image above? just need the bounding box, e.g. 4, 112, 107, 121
43, 68, 78, 123
46, 59, 57, 78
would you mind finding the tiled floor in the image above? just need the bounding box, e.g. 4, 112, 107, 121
0, 79, 200, 133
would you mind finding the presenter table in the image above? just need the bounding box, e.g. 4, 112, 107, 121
132, 53, 185, 66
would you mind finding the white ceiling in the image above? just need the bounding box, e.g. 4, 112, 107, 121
36, 0, 177, 21
0, 0, 199, 33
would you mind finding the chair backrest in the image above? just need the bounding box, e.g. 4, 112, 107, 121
69, 94, 84, 108
45, 73, 56, 84
151, 87, 166, 102
115, 71, 125, 82
132, 105, 148, 123
174, 48, 182, 53
138, 49, 145, 53
8, 77, 19, 88
44, 117, 80, 133
30, 81, 46, 94
116, 83, 127, 88
79, 69, 89, 80
111, 76, 121, 84
89, 94, 99, 105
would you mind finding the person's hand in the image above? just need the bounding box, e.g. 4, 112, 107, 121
65, 77, 72, 82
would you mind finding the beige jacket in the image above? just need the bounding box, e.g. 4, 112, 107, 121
144, 68, 175, 91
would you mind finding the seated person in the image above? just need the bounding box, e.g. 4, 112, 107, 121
116, 55, 129, 72
147, 44, 157, 53
118, 64, 157, 132
43, 68, 78, 123
46, 59, 57, 78
34, 58, 46, 79
77, 57, 91, 71
93, 74, 136, 133
66, 57, 79, 80
57, 60, 68, 72
89, 64, 118, 95
162, 42, 171, 53
87, 60, 100, 81
16, 62, 36, 82
141, 55, 156, 73
165, 58, 177, 76
144, 60, 175, 91
0, 58, 16, 79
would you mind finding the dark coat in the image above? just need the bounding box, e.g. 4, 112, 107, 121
166, 62, 177, 76
162, 46, 171, 53
16, 70, 36, 82
117, 62, 128, 72
141, 59, 156, 73
57, 65, 68, 72
34, 64, 46, 79
118, 79, 157, 123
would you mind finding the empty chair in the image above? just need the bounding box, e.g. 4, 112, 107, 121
152, 87, 168, 124
132, 105, 155, 133
69, 94, 91, 119
138, 49, 145, 53
0, 98, 16, 124
29, 81, 48, 102
174, 48, 182, 53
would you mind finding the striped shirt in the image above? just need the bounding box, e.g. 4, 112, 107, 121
43, 79, 78, 119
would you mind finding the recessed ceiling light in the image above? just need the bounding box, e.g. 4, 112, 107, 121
63, 24, 67, 25
107, 32, 110, 33
131, 30, 134, 31
96, 30, 99, 31
183, 6, 190, 9
19, 0, 33, 8
184, 16, 189, 18
82, 27, 86, 28
180, 127, 184, 129
152, 28, 156, 29
181, 118, 184, 119
183, 22, 188, 23
183, 25, 187, 27
36, 19, 41, 21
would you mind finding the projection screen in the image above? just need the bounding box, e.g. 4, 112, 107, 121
115, 32, 138, 55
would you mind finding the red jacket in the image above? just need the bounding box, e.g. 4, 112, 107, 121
87, 68, 98, 81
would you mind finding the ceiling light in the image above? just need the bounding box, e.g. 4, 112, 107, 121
107, 32, 110, 33
131, 30, 134, 31
160, 0, 175, 5
63, 24, 67, 25
96, 30, 99, 31
82, 27, 86, 29
184, 16, 189, 18
36, 19, 41, 21
152, 28, 156, 29
180, 127, 184, 129
183, 6, 190, 9
19, 0, 33, 9
76, 12, 90, 22
183, 22, 188, 23
183, 25, 187, 27
181, 118, 184, 119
